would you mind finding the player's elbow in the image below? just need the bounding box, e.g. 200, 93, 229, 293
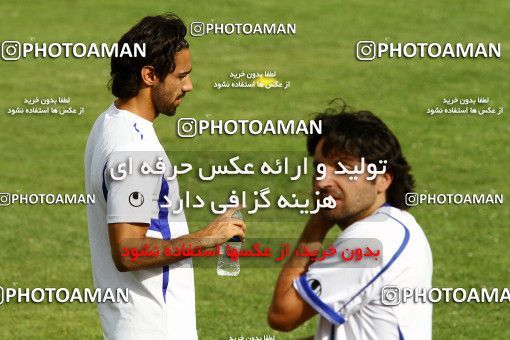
111, 254, 134, 272
115, 261, 130, 272
267, 306, 299, 332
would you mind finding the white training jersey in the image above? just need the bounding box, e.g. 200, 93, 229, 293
293, 204, 433, 340
84, 103, 197, 339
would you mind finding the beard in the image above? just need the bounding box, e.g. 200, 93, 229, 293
159, 109, 176, 117
152, 85, 178, 117
317, 188, 348, 222
317, 187, 364, 225
323, 194, 376, 229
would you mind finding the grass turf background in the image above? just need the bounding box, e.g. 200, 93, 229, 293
0, 0, 508, 339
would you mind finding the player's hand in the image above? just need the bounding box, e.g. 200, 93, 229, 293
309, 188, 336, 233
196, 207, 247, 248
308, 207, 335, 235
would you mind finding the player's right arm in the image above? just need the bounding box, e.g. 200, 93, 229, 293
268, 212, 334, 331
108, 207, 246, 271
104, 152, 247, 271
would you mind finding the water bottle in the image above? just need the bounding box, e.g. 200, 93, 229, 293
216, 210, 243, 276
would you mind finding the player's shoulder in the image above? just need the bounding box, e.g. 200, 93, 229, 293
103, 104, 143, 145
340, 204, 420, 249
93, 103, 161, 153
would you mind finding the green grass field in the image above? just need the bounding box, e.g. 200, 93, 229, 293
0, 0, 509, 339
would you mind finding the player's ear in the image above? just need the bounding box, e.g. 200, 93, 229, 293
140, 66, 157, 86
376, 172, 393, 194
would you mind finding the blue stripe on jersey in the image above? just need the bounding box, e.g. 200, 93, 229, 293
398, 324, 404, 339
133, 123, 144, 140
295, 275, 346, 325
157, 178, 171, 303
157, 179, 171, 239
148, 219, 160, 232
337, 211, 410, 313
147, 178, 172, 302
162, 268, 169, 303
101, 163, 108, 202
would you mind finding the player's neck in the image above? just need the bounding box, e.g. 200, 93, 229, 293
115, 94, 157, 122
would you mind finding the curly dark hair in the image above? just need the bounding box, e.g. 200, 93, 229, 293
109, 13, 189, 99
307, 100, 415, 210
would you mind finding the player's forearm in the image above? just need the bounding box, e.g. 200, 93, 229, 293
269, 216, 331, 326
274, 220, 328, 292
113, 231, 210, 271
280, 213, 332, 278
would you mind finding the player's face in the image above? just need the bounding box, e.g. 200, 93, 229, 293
313, 138, 381, 226
152, 48, 193, 116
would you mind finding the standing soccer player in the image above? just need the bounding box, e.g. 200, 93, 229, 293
84, 14, 246, 339
268, 106, 433, 339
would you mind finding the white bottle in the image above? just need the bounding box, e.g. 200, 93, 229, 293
216, 210, 243, 276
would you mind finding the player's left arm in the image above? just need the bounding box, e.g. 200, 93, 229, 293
268, 213, 334, 331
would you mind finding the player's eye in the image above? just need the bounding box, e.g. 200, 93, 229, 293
335, 162, 354, 173
335, 163, 346, 171
312, 161, 320, 172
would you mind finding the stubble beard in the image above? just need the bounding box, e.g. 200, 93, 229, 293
152, 85, 177, 117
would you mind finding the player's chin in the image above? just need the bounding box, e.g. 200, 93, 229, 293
322, 208, 342, 220
327, 197, 343, 209
160, 111, 176, 117
160, 106, 177, 117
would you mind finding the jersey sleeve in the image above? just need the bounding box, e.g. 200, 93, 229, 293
293, 214, 410, 325
104, 149, 165, 224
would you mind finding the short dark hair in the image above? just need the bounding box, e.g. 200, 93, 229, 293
109, 13, 189, 99
307, 100, 415, 210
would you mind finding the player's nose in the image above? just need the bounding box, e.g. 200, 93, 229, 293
183, 77, 192, 92
315, 174, 335, 191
